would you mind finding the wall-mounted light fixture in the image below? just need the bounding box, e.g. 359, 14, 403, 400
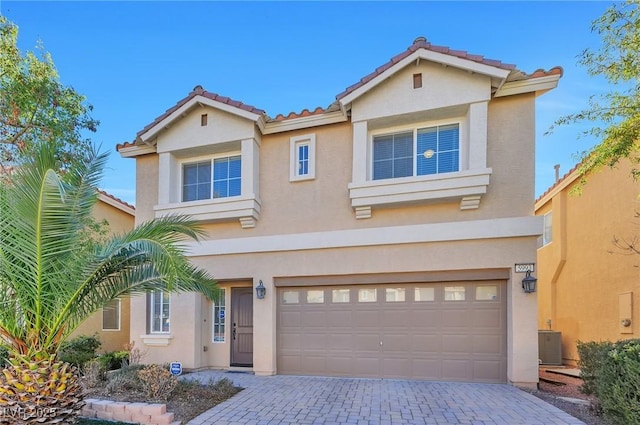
255, 280, 266, 299
521, 270, 537, 294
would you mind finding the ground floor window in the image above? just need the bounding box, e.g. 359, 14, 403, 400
150, 290, 170, 333
213, 289, 226, 342
102, 299, 120, 331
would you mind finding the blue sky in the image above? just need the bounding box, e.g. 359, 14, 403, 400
2, 1, 612, 205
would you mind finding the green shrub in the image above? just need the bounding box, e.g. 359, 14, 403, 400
596, 340, 640, 425
98, 350, 129, 371
576, 340, 613, 395
58, 334, 101, 368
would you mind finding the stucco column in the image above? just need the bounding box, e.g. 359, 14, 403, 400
241, 138, 260, 199
351, 121, 368, 184
508, 268, 540, 387
252, 277, 276, 375
468, 101, 488, 170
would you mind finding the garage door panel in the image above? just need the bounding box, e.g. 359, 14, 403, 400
473, 335, 503, 355
473, 360, 506, 381
328, 334, 356, 350
381, 334, 411, 352
411, 309, 441, 326
326, 310, 353, 327
441, 309, 471, 327
302, 333, 328, 349
353, 309, 379, 327
327, 357, 354, 374
381, 358, 411, 378
278, 281, 506, 383
441, 335, 472, 353
354, 357, 380, 377
412, 334, 442, 353
301, 311, 327, 327
354, 334, 381, 351
442, 359, 471, 380
381, 309, 411, 327
472, 308, 502, 328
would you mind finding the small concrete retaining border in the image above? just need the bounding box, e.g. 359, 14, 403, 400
81, 398, 179, 425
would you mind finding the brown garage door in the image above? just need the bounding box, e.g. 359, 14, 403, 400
277, 281, 506, 382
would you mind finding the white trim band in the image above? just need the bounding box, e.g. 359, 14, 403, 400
186, 216, 543, 256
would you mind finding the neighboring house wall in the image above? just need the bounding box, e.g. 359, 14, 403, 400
120, 38, 560, 385
68, 192, 135, 353
536, 160, 640, 365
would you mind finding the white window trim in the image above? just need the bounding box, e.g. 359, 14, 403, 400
150, 291, 170, 334
180, 150, 242, 202
101, 299, 121, 331
368, 117, 465, 181
290, 134, 316, 181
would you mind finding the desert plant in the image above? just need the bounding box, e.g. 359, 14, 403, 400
0, 142, 219, 423
122, 341, 146, 365
58, 335, 101, 369
138, 364, 178, 401
0, 358, 83, 424
103, 364, 145, 394
82, 359, 105, 389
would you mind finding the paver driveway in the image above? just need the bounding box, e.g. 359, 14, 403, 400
183, 371, 584, 425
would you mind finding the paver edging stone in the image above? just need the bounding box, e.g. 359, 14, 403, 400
81, 398, 179, 425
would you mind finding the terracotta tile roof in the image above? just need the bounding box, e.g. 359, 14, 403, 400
118, 37, 562, 152
135, 85, 266, 140
270, 102, 341, 122
97, 189, 135, 211
535, 161, 583, 204
336, 36, 562, 100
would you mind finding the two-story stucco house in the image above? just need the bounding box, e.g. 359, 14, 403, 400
117, 37, 561, 386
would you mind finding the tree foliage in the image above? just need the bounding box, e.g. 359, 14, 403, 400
0, 16, 98, 171
550, 0, 640, 183
0, 142, 219, 362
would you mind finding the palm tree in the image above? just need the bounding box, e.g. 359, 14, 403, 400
0, 143, 218, 423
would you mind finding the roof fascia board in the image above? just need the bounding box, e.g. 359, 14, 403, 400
339, 50, 511, 106
495, 74, 561, 98
534, 168, 580, 210
118, 144, 156, 158
263, 110, 348, 134
97, 192, 135, 216
139, 96, 262, 143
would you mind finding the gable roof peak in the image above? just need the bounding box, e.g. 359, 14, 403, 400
413, 36, 428, 45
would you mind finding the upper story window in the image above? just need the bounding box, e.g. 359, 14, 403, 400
543, 212, 552, 246
182, 154, 241, 202
290, 134, 316, 181
372, 124, 459, 181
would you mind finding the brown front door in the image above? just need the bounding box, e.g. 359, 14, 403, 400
231, 287, 253, 366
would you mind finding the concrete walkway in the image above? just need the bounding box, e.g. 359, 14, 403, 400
183, 371, 585, 425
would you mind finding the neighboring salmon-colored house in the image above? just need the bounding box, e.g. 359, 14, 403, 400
68, 191, 135, 353
536, 160, 640, 365
118, 37, 561, 386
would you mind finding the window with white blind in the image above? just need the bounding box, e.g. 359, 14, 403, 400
543, 212, 552, 246
373, 124, 459, 180
182, 154, 241, 201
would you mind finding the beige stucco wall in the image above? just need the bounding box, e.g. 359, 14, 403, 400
536, 160, 640, 364
128, 62, 542, 385
68, 197, 134, 353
